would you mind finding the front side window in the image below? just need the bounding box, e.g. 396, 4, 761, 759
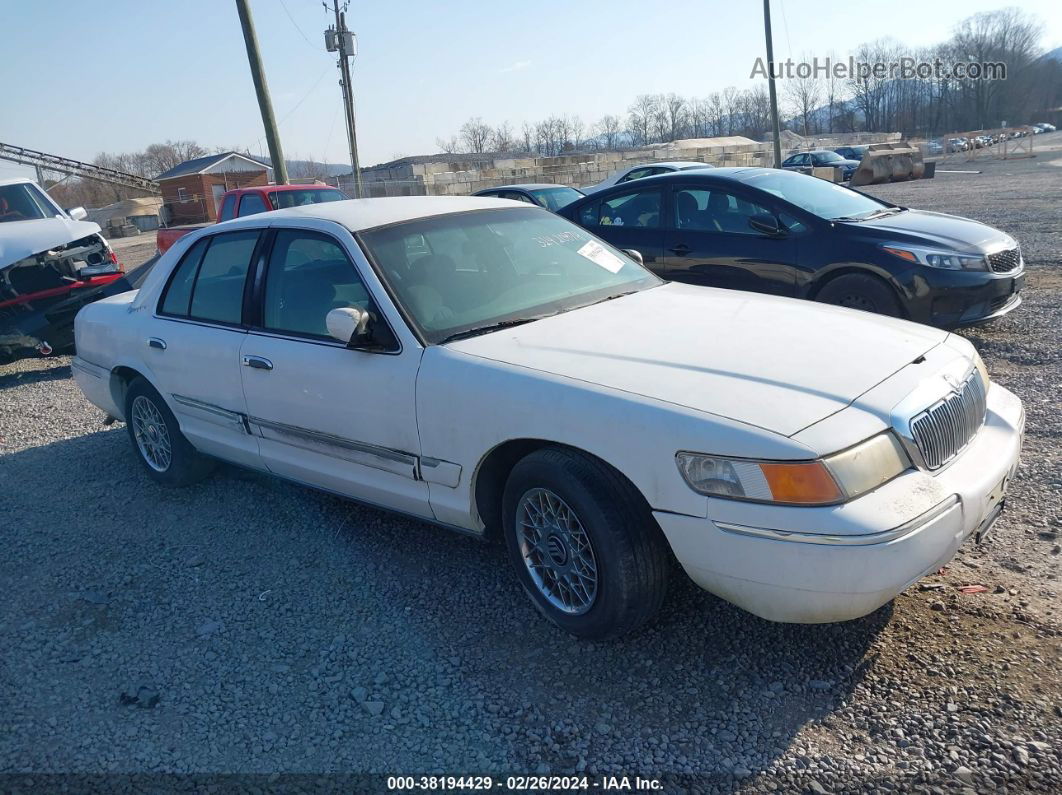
238, 193, 268, 217
672, 188, 773, 234
263, 230, 371, 338
812, 152, 844, 165
619, 167, 659, 183
359, 207, 660, 344
498, 191, 535, 204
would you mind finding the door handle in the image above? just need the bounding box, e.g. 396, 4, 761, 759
147, 337, 167, 350
669, 244, 691, 255
242, 355, 273, 371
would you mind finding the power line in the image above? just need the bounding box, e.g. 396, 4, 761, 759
278, 0, 323, 53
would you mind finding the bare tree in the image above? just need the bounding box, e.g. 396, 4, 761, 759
435, 135, 461, 154
521, 122, 534, 154
784, 54, 824, 136
626, 94, 658, 146
663, 93, 688, 141
459, 117, 493, 153
491, 121, 516, 153
593, 114, 623, 149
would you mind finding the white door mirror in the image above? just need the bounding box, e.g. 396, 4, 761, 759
326, 306, 368, 344
67, 206, 88, 221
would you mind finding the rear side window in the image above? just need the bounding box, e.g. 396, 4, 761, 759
238, 193, 268, 217
158, 232, 258, 324
160, 238, 208, 316
189, 231, 259, 324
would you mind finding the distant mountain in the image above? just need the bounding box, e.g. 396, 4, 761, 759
1039, 45, 1062, 64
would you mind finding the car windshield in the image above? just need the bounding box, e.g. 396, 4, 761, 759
359, 207, 660, 344
268, 188, 347, 210
743, 169, 887, 220
0, 183, 57, 223
527, 186, 583, 211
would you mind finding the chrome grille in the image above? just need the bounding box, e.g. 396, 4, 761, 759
987, 247, 1020, 273
910, 372, 987, 470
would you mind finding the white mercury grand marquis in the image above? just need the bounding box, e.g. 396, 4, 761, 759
71, 197, 1025, 638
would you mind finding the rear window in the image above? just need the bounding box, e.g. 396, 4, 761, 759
269, 189, 347, 210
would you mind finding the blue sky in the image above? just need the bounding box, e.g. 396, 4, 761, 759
2, 0, 1060, 179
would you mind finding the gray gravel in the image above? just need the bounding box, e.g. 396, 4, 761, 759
1, 146, 1060, 792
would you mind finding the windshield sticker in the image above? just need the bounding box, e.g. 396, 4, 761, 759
577, 240, 625, 274
532, 230, 583, 248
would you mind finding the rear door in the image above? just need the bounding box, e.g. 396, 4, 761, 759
661, 183, 799, 296
145, 229, 263, 468
571, 185, 665, 272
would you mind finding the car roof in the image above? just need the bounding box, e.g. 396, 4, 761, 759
626, 160, 709, 169
475, 183, 579, 192
223, 196, 524, 232
592, 167, 765, 189
256, 184, 344, 192
0, 177, 35, 188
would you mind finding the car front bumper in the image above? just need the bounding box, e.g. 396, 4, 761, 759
654, 383, 1024, 623
903, 266, 1024, 328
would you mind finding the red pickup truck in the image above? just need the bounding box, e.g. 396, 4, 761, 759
156, 184, 347, 253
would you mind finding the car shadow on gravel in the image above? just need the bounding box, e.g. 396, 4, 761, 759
2, 429, 892, 781
0, 363, 71, 390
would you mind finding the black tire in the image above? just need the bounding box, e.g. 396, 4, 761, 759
816, 273, 902, 317
124, 377, 215, 487
502, 447, 670, 639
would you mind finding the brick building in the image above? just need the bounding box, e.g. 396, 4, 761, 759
156, 152, 272, 225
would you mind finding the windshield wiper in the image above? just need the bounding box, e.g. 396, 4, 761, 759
580, 289, 641, 309
833, 207, 904, 222
439, 317, 542, 344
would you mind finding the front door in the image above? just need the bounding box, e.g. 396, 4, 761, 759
661, 184, 799, 296
238, 226, 431, 517
145, 229, 263, 468
574, 185, 665, 272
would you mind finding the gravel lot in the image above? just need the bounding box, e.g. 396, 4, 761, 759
1, 141, 1060, 792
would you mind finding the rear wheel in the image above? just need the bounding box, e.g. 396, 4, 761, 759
124, 377, 215, 487
502, 447, 670, 639
816, 273, 902, 317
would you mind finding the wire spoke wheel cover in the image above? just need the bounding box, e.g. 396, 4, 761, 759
131, 395, 172, 473
516, 487, 599, 615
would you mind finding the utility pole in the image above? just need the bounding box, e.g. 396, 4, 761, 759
326, 1, 363, 198
236, 0, 288, 185
763, 0, 783, 169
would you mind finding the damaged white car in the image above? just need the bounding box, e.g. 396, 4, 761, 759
0, 178, 124, 360
71, 198, 1024, 638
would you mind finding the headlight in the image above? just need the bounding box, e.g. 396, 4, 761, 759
881, 244, 987, 271
676, 434, 910, 506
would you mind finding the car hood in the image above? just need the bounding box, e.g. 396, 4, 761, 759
852, 209, 1011, 253
447, 282, 947, 436
0, 217, 103, 269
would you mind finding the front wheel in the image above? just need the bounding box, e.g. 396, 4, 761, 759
124, 377, 215, 487
502, 448, 670, 639
816, 273, 902, 317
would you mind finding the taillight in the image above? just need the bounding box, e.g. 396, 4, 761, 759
108, 249, 124, 272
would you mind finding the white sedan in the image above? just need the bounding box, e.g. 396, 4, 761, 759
71, 197, 1024, 638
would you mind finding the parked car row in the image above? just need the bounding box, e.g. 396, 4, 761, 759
71, 195, 1025, 638
557, 167, 1024, 328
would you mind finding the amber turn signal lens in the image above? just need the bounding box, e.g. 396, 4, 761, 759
882, 246, 918, 263
757, 461, 843, 504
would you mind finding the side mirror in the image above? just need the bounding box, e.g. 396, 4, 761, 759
621, 248, 644, 266
748, 214, 785, 237
67, 206, 88, 221
326, 306, 369, 345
